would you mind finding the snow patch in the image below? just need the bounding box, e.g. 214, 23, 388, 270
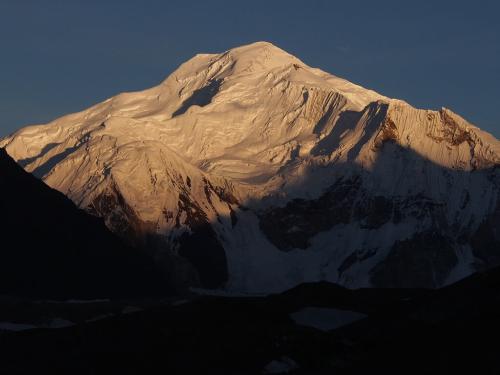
263, 357, 299, 374
290, 307, 366, 331
0, 322, 38, 332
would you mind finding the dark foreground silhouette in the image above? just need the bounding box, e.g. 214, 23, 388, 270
1, 273, 500, 374
0, 148, 168, 299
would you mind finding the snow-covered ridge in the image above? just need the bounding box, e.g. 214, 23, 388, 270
1, 41, 499, 292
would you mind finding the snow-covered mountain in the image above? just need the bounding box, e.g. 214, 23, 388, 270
1, 41, 499, 292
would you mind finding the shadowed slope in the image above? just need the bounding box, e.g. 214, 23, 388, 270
0, 148, 167, 299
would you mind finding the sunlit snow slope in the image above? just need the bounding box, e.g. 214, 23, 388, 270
2, 41, 499, 292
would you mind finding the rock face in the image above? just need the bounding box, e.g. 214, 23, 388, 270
0, 149, 166, 299
1, 41, 499, 291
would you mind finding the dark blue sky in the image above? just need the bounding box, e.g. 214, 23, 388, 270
0, 0, 499, 137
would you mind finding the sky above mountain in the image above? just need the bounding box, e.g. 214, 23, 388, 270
0, 0, 498, 137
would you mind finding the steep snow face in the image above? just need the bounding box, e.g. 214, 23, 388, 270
1, 41, 499, 292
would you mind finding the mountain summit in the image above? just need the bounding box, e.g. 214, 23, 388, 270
1, 41, 499, 292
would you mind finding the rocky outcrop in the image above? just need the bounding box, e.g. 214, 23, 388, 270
471, 197, 500, 269
259, 176, 362, 250
370, 231, 457, 288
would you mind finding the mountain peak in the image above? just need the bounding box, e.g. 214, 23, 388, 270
229, 40, 283, 51
163, 41, 387, 115
222, 41, 302, 75
226, 40, 298, 61
178, 41, 304, 80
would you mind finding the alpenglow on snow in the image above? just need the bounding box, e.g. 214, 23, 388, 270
1, 42, 499, 292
